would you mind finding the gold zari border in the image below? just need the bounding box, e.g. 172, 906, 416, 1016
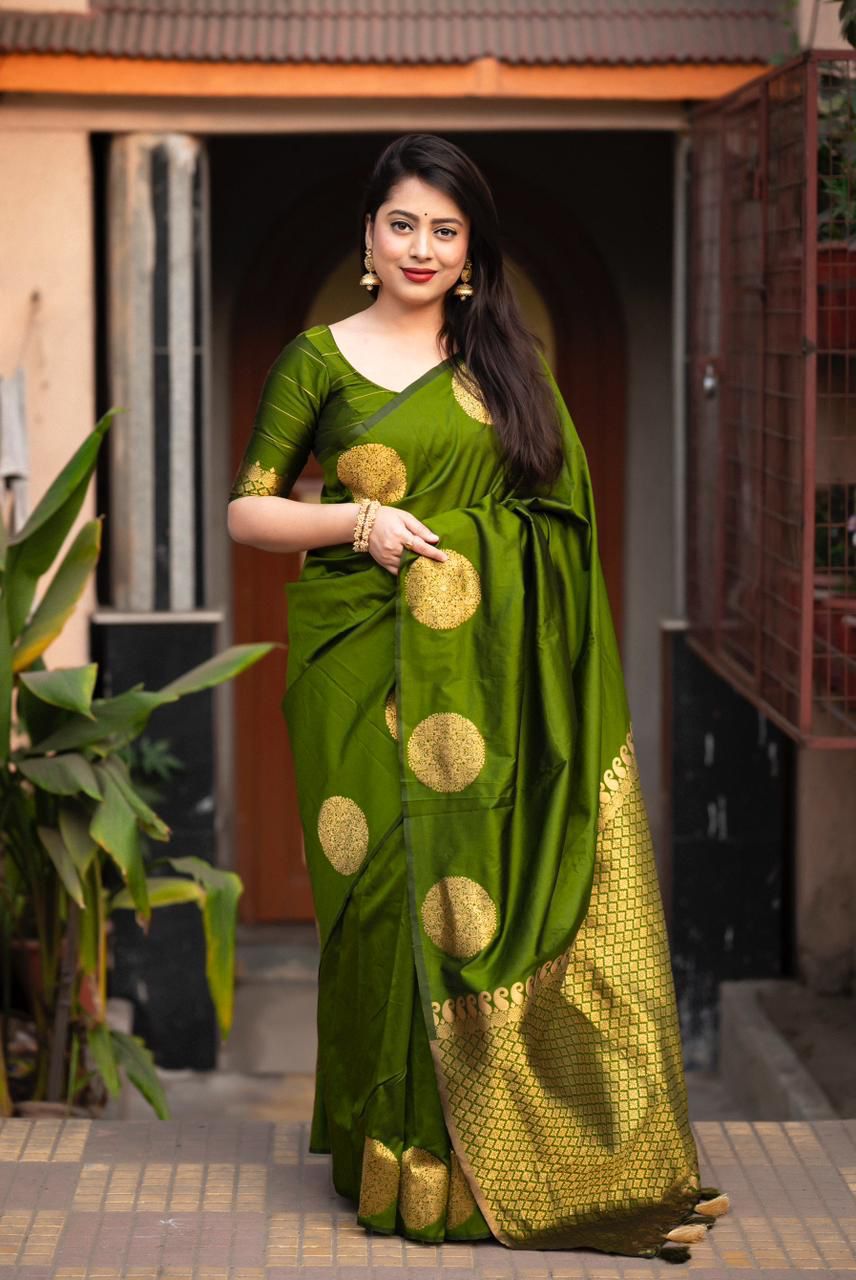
427, 722, 704, 1253
432, 726, 637, 1041
230, 458, 285, 498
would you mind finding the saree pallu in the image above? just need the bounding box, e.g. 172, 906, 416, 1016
281, 354, 728, 1260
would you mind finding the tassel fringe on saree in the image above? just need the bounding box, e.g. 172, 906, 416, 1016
237, 326, 730, 1261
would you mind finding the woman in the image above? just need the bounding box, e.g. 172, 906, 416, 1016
227, 133, 729, 1262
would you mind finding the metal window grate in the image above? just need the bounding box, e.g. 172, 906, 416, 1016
688, 49, 856, 747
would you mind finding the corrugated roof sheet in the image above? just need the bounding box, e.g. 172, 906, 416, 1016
0, 0, 796, 66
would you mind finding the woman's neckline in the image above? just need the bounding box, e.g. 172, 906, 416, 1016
322, 323, 453, 396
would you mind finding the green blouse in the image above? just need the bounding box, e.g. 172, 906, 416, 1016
229, 323, 404, 502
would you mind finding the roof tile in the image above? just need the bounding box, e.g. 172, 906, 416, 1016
0, 0, 796, 66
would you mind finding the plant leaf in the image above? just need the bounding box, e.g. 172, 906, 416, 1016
36, 825, 85, 908
29, 687, 170, 756
5, 410, 116, 639
158, 643, 279, 698
26, 643, 277, 758
86, 1021, 121, 1096
165, 855, 243, 1038
59, 802, 99, 877
110, 876, 204, 911
18, 665, 98, 719
89, 769, 150, 922
99, 755, 170, 842
0, 486, 8, 574
12, 520, 102, 672
79, 861, 102, 978
14, 655, 71, 746
0, 591, 11, 766
109, 1028, 170, 1120
17, 753, 101, 800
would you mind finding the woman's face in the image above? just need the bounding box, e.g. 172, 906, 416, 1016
366, 175, 470, 306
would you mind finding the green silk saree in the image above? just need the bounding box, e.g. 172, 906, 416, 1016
230, 325, 729, 1260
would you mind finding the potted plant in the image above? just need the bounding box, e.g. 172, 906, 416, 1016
0, 410, 279, 1118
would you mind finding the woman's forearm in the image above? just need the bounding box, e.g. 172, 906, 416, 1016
227, 496, 362, 554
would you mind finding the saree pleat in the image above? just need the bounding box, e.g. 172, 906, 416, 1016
248, 327, 731, 1260
312, 812, 491, 1240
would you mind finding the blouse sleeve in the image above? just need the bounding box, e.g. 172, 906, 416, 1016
229, 332, 328, 500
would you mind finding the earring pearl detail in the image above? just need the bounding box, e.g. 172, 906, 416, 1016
359, 247, 382, 290
453, 257, 474, 301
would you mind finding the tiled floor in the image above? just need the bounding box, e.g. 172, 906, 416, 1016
1, 1116, 856, 1278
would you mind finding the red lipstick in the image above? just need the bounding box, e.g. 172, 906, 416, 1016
401, 268, 437, 283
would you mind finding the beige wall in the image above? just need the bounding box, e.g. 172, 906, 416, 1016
0, 130, 95, 668
799, 0, 852, 48
0, 0, 88, 10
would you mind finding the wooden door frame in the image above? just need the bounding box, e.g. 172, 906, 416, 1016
230, 152, 627, 924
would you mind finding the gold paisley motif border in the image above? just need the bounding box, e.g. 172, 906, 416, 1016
432, 725, 637, 1042
598, 725, 638, 832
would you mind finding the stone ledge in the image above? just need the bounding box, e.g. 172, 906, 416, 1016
719, 978, 837, 1120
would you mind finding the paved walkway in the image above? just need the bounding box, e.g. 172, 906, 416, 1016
1, 1117, 856, 1278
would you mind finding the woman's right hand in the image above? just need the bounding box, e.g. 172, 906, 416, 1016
367, 505, 449, 577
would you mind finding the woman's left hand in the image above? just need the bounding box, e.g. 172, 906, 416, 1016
367, 505, 449, 576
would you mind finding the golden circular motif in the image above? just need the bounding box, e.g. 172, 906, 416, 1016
447, 1151, 478, 1229
404, 550, 482, 631
421, 876, 499, 959
452, 367, 492, 424
337, 443, 407, 504
317, 795, 369, 875
406, 712, 485, 792
400, 1147, 449, 1231
384, 686, 398, 741
358, 1137, 400, 1219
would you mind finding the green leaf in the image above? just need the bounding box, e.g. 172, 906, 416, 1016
109, 1028, 169, 1120
26, 643, 277, 759
14, 655, 70, 745
165, 856, 243, 1038
36, 825, 85, 908
158, 642, 279, 698
29, 687, 170, 755
99, 755, 170, 842
89, 769, 150, 922
59, 802, 99, 878
0, 486, 8, 574
6, 410, 117, 639
13, 519, 102, 671
17, 753, 101, 801
18, 665, 98, 718
86, 1021, 121, 1096
110, 876, 204, 911
0, 591, 11, 766
79, 861, 102, 977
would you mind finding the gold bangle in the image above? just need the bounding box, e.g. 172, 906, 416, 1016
357, 500, 374, 551
358, 499, 380, 552
352, 498, 371, 551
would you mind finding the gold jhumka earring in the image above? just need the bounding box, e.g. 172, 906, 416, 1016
453, 257, 474, 300
359, 247, 382, 290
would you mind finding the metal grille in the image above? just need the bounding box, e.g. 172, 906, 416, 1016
688, 49, 856, 747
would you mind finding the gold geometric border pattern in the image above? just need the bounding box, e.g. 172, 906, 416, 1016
230, 459, 285, 498
429, 719, 704, 1251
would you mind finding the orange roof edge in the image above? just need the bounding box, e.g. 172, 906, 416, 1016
0, 53, 770, 101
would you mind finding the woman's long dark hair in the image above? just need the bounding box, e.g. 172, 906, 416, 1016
359, 134, 565, 495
